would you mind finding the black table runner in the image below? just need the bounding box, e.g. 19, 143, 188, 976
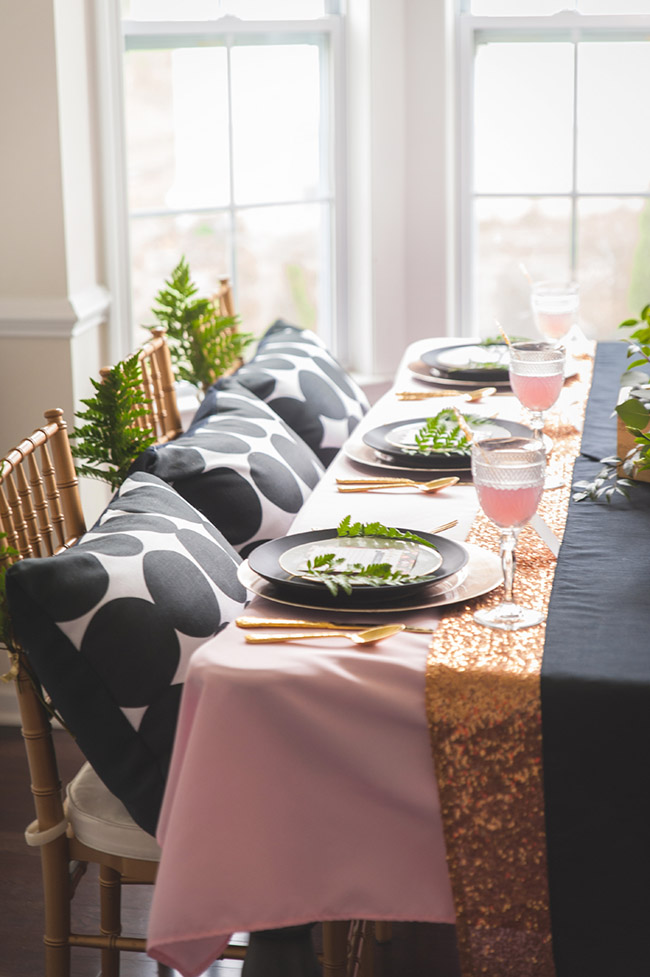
542, 342, 650, 976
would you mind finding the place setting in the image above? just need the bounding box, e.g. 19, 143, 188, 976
343, 403, 535, 479
407, 339, 513, 390
236, 515, 504, 616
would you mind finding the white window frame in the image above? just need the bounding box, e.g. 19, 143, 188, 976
94, 2, 347, 362
457, 8, 650, 336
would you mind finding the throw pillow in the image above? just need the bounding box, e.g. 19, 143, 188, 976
132, 378, 324, 559
6, 472, 248, 836
199, 320, 370, 467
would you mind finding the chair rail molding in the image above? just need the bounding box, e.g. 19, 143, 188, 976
0, 284, 111, 340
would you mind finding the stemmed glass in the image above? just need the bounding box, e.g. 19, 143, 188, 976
531, 281, 579, 344
472, 437, 546, 631
509, 341, 565, 490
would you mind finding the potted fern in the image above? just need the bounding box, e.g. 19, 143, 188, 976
71, 354, 157, 491
151, 257, 253, 395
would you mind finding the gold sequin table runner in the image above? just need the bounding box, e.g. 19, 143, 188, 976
425, 359, 593, 977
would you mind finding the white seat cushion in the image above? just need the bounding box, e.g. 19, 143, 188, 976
66, 762, 161, 861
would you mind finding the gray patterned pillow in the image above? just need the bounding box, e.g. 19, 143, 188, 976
6, 473, 248, 836
133, 379, 324, 559
200, 321, 370, 467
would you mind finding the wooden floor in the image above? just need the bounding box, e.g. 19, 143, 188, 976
0, 725, 460, 977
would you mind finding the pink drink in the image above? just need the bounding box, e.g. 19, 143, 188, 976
476, 482, 543, 529
536, 311, 573, 339
509, 371, 563, 411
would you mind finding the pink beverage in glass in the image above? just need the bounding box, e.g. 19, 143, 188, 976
475, 482, 543, 529
536, 311, 573, 339
509, 371, 564, 411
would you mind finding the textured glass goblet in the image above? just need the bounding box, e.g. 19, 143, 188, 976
509, 341, 566, 490
472, 437, 546, 631
531, 280, 579, 343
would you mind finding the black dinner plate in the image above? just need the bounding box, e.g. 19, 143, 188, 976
247, 528, 469, 605
421, 343, 510, 383
362, 417, 534, 469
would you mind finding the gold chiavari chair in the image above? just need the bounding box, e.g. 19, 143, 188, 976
0, 409, 249, 977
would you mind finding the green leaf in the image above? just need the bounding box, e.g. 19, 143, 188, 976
300, 552, 437, 597
336, 516, 437, 550
150, 256, 253, 393
615, 397, 650, 431
70, 354, 157, 490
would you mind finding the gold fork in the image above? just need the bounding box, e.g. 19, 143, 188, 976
336, 476, 460, 494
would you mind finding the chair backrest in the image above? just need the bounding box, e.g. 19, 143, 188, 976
0, 408, 86, 562
98, 326, 183, 446
119, 326, 184, 445
0, 409, 86, 866
213, 275, 235, 318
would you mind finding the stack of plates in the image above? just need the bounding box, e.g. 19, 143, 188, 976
409, 343, 512, 388
238, 529, 502, 613
345, 415, 533, 477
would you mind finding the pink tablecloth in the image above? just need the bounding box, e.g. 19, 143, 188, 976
147, 340, 513, 976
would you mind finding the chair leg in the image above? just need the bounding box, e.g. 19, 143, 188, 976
99, 864, 121, 977
41, 836, 72, 977
374, 921, 392, 944
322, 921, 350, 977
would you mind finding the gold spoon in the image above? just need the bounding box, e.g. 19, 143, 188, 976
337, 477, 460, 494
244, 623, 406, 645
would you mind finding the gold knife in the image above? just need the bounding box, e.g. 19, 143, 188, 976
236, 616, 436, 634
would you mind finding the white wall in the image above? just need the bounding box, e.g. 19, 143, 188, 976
0, 0, 110, 723
346, 0, 455, 383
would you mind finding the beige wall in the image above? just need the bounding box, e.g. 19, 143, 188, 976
0, 0, 108, 468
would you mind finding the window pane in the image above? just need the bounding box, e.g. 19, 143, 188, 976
577, 0, 650, 11
129, 212, 231, 330
124, 48, 230, 211
474, 197, 572, 337
577, 43, 650, 193
123, 1, 327, 20
470, 1, 568, 14
236, 204, 325, 336
231, 45, 323, 205
577, 197, 650, 340
474, 43, 574, 194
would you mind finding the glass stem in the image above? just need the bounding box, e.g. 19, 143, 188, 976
529, 410, 545, 440
500, 529, 518, 605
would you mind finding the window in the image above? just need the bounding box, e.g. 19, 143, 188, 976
117, 1, 344, 349
458, 2, 650, 341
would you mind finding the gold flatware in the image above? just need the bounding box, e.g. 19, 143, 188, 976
244, 624, 406, 646
236, 616, 437, 634
336, 476, 460, 494
395, 386, 496, 402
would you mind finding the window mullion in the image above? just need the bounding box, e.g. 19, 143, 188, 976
570, 40, 579, 279
225, 36, 238, 307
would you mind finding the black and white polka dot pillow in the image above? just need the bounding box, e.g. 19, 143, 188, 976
6, 472, 248, 836
134, 378, 324, 559
220, 320, 370, 467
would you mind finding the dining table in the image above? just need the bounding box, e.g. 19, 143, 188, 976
146, 337, 650, 977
